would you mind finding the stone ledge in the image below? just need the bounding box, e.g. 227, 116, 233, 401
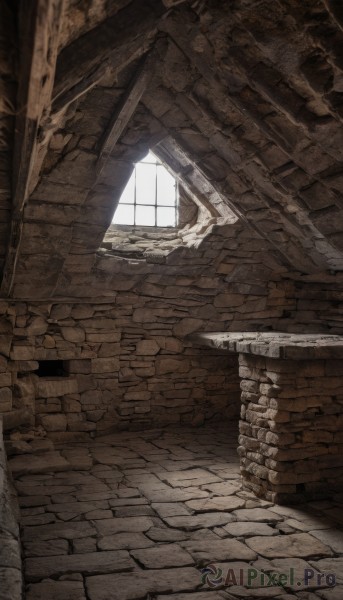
189, 332, 343, 360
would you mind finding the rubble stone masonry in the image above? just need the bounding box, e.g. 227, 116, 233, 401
239, 354, 343, 504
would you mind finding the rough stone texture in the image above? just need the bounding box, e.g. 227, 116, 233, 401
11, 423, 343, 600
1, 1, 343, 598
0, 418, 22, 600
237, 353, 343, 503
2, 300, 241, 436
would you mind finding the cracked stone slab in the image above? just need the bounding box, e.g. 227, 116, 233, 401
233, 508, 283, 523
145, 527, 188, 542
163, 512, 235, 530
22, 521, 96, 542
137, 486, 209, 503
95, 517, 155, 536
160, 469, 221, 487
316, 585, 343, 599
25, 550, 134, 581
285, 517, 336, 532
46, 500, 109, 514
223, 522, 278, 537
98, 533, 155, 551
246, 533, 333, 558
86, 567, 202, 600
151, 502, 191, 517
9, 452, 70, 475
23, 539, 69, 557
181, 538, 257, 563
309, 558, 343, 585
156, 595, 225, 600
130, 544, 195, 568
309, 529, 343, 554
201, 482, 240, 495
185, 496, 245, 512
253, 557, 324, 592
26, 579, 87, 600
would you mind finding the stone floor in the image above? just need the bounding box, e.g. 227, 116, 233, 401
9, 424, 343, 600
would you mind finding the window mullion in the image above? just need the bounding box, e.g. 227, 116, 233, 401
134, 165, 137, 226
155, 162, 158, 227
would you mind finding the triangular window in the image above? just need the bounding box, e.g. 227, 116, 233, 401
112, 151, 178, 227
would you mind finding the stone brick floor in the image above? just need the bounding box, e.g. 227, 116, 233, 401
10, 424, 343, 600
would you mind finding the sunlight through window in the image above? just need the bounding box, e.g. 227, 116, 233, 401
112, 151, 178, 227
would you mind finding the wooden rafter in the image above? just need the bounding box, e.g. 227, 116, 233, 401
0, 0, 65, 296
53, 0, 165, 103
96, 51, 161, 176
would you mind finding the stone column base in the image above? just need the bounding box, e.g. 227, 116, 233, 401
238, 354, 343, 504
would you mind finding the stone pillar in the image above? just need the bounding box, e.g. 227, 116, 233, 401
238, 354, 343, 504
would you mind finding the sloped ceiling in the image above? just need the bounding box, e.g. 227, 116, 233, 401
1, 0, 343, 299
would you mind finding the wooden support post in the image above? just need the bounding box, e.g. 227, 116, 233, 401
0, 0, 65, 296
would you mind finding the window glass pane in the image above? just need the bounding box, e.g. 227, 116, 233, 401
157, 207, 176, 227
157, 167, 176, 206
136, 163, 156, 205
136, 205, 155, 226
113, 204, 134, 225
118, 172, 135, 204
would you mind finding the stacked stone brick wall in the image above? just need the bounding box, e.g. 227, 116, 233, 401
238, 354, 343, 504
0, 298, 241, 441
0, 418, 22, 599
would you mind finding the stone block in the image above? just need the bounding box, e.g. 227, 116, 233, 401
0, 335, 12, 357
86, 332, 121, 343
92, 358, 119, 373
26, 317, 48, 336
61, 327, 85, 343
24, 550, 134, 581
62, 398, 81, 413
0, 373, 11, 386
86, 410, 105, 422
26, 580, 86, 600
40, 414, 67, 432
173, 319, 204, 337
98, 343, 120, 357
156, 358, 190, 375
68, 360, 91, 374
10, 346, 35, 361
0, 387, 12, 412
214, 293, 244, 307
136, 340, 160, 356
36, 378, 78, 398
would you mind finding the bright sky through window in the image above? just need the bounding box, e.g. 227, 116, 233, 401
112, 151, 178, 227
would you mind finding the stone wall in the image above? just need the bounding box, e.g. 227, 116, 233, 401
0, 418, 22, 600
0, 296, 240, 441
238, 354, 343, 504
1, 218, 343, 440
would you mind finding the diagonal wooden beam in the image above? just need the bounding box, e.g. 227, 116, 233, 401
53, 0, 166, 104
1, 0, 65, 297
96, 49, 162, 176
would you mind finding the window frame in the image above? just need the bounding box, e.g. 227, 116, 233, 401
113, 152, 179, 228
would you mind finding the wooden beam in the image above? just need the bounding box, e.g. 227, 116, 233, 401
53, 0, 166, 103
96, 53, 158, 176
51, 62, 110, 116
1, 0, 65, 297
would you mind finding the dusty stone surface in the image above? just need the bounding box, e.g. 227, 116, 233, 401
246, 533, 333, 559
10, 423, 343, 600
